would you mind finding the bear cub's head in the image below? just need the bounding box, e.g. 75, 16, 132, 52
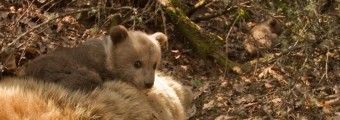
103, 25, 167, 89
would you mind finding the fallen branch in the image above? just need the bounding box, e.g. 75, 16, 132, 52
191, 1, 250, 22
192, 4, 237, 22
187, 0, 209, 17
157, 0, 246, 73
325, 94, 340, 106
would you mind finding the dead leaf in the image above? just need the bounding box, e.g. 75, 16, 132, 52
181, 65, 188, 71
259, 66, 287, 84
9, 6, 15, 13
37, 0, 47, 3
324, 97, 340, 106
232, 66, 242, 74
236, 94, 255, 104
193, 81, 209, 99
271, 98, 282, 104
236, 97, 247, 104
175, 54, 181, 59
171, 49, 179, 53
57, 22, 64, 33
243, 102, 257, 108
245, 94, 255, 102
187, 105, 196, 119
203, 100, 215, 110
233, 82, 246, 93
259, 67, 271, 78
0, 53, 17, 70
322, 106, 332, 114
220, 81, 227, 87
0, 12, 9, 19
0, 64, 3, 73
297, 114, 308, 120
268, 69, 287, 84
214, 115, 237, 120
264, 82, 273, 88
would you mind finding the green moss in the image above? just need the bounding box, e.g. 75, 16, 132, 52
162, 2, 244, 72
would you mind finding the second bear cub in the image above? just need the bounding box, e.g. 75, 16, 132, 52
19, 25, 167, 91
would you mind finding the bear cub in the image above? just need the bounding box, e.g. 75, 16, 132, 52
18, 25, 167, 91
244, 18, 283, 55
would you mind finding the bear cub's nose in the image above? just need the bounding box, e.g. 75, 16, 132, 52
144, 81, 154, 89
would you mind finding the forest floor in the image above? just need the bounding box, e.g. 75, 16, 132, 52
0, 0, 339, 120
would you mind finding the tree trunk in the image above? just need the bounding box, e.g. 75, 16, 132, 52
158, 0, 247, 73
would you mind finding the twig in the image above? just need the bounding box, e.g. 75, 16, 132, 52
187, 0, 208, 17
320, 48, 330, 82
159, 2, 169, 51
263, 46, 301, 65
325, 97, 340, 106
191, 1, 250, 22
192, 5, 237, 22
225, 15, 239, 55
262, 107, 275, 120
223, 14, 240, 77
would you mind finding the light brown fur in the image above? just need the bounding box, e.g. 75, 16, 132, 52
0, 75, 192, 120
146, 73, 193, 120
244, 18, 283, 54
18, 25, 168, 91
0, 77, 154, 120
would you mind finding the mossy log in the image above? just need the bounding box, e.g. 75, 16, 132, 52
158, 0, 247, 73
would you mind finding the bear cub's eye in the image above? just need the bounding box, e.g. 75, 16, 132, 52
134, 60, 142, 68
153, 63, 157, 70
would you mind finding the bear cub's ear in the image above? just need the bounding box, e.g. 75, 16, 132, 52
266, 18, 277, 28
109, 25, 128, 44
151, 32, 168, 46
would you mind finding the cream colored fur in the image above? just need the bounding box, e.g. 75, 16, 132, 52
0, 78, 153, 120
145, 74, 193, 120
0, 74, 192, 120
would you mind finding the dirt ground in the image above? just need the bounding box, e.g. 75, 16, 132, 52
0, 0, 339, 120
